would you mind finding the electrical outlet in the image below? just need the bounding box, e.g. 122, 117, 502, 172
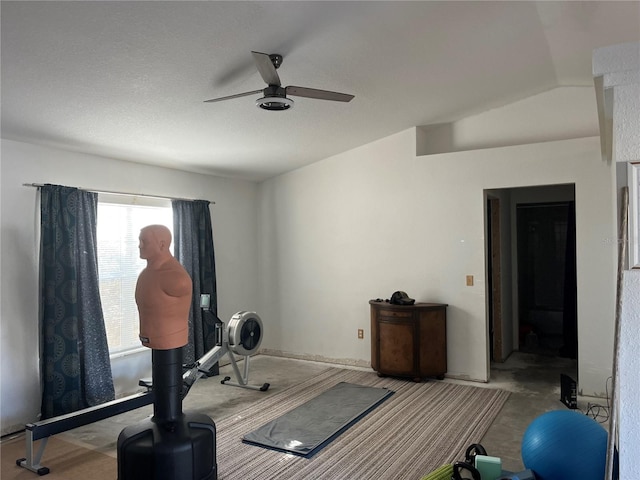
466, 275, 474, 286
358, 329, 364, 339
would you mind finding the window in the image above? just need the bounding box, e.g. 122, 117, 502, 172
97, 195, 173, 354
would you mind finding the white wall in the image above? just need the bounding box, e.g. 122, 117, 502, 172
620, 270, 640, 480
258, 131, 617, 395
0, 139, 259, 435
593, 41, 640, 480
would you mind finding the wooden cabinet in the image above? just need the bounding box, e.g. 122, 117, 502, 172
370, 301, 447, 381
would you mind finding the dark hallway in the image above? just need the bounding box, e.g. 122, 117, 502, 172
516, 201, 577, 358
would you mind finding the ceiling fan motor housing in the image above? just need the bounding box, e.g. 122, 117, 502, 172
257, 85, 293, 111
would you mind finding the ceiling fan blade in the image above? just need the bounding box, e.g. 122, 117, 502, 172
286, 86, 354, 102
251, 51, 281, 86
203, 89, 263, 103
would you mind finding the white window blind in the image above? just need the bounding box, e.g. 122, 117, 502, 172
97, 195, 173, 354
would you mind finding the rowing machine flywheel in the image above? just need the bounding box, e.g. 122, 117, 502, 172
228, 311, 263, 356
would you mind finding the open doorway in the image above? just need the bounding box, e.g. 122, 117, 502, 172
485, 184, 577, 365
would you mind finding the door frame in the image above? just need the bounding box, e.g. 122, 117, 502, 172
487, 196, 504, 362
485, 184, 577, 375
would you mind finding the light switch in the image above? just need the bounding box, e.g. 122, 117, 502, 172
466, 275, 474, 286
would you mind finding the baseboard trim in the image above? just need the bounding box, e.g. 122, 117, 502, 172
258, 349, 371, 369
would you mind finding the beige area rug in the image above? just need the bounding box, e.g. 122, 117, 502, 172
1, 367, 509, 480
1, 434, 116, 480
217, 368, 510, 480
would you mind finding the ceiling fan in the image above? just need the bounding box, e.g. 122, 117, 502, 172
204, 51, 354, 111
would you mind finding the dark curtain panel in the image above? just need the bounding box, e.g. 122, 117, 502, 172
172, 200, 217, 366
39, 184, 115, 419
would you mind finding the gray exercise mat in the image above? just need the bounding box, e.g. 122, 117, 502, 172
242, 382, 394, 457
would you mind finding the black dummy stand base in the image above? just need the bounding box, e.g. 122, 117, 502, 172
117, 413, 216, 480
117, 348, 217, 480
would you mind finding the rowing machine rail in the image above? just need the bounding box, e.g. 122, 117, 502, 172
17, 311, 267, 476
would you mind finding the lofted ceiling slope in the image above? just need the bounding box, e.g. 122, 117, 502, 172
2, 1, 639, 181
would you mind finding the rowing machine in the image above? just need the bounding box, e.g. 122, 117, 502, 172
181, 311, 269, 395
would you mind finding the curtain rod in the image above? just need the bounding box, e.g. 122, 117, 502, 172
23, 183, 215, 204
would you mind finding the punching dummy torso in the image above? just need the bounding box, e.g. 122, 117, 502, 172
135, 225, 192, 350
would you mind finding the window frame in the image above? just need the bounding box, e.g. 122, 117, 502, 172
97, 193, 173, 356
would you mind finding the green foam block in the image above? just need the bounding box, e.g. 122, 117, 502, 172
475, 454, 503, 480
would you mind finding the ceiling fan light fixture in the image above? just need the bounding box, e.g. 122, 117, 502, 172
255, 96, 294, 111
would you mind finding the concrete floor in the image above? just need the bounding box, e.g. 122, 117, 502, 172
60, 351, 608, 473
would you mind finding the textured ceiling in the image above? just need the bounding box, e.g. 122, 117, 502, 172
2, 1, 639, 181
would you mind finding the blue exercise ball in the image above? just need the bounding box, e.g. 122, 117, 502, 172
521, 410, 607, 480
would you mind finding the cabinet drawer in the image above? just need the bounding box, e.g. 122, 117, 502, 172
378, 309, 413, 319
